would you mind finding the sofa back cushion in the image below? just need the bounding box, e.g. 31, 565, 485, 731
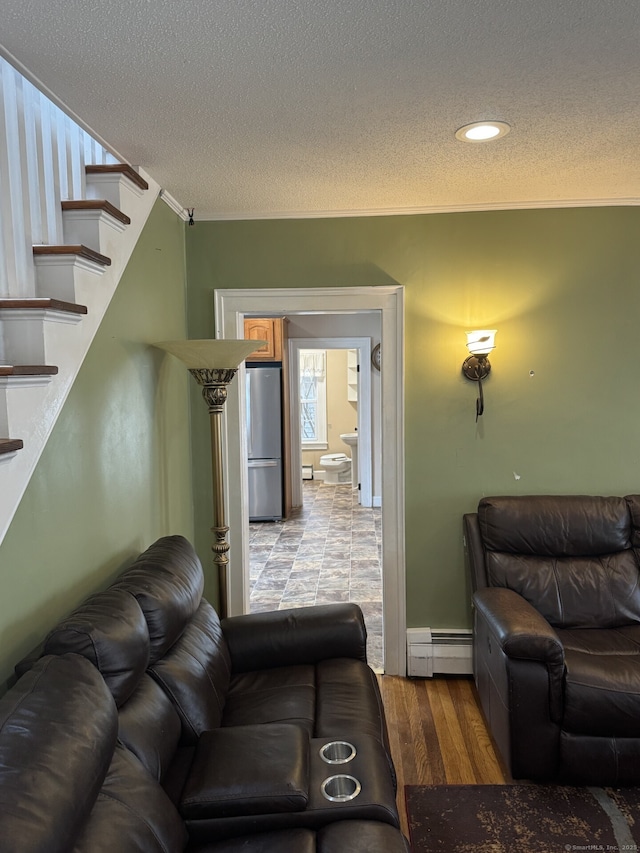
115, 535, 205, 661
73, 743, 188, 853
149, 599, 232, 744
117, 673, 183, 782
43, 586, 150, 706
479, 495, 640, 628
0, 654, 117, 853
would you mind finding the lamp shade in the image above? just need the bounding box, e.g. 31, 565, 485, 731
155, 339, 264, 369
466, 330, 496, 357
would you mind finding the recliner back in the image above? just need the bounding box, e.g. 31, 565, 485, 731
476, 495, 640, 629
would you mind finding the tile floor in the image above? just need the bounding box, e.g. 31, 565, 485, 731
249, 480, 384, 670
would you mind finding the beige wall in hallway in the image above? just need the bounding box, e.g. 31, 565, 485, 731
302, 349, 357, 470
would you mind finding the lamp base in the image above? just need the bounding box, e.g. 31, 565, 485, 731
462, 355, 491, 381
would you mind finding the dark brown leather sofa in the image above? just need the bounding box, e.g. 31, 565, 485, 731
0, 535, 409, 853
464, 494, 640, 785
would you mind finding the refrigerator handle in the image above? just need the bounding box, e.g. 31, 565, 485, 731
246, 370, 253, 457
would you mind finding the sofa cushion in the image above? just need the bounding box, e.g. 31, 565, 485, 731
478, 495, 633, 556
486, 550, 640, 628
117, 673, 183, 782
560, 626, 640, 737
149, 599, 231, 744
0, 654, 117, 853
43, 586, 149, 706
116, 535, 205, 661
194, 828, 316, 853
478, 496, 640, 628
318, 820, 410, 853
559, 731, 640, 786
315, 658, 389, 747
192, 822, 410, 853
73, 742, 188, 853
223, 665, 316, 733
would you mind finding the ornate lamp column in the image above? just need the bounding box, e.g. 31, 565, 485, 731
155, 339, 262, 617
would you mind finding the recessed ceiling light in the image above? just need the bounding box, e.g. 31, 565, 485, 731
455, 121, 511, 143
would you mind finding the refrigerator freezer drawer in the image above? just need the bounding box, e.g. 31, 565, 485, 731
248, 459, 282, 521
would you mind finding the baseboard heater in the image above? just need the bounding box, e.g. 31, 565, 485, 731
406, 628, 473, 677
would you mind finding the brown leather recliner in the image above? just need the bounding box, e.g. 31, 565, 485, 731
464, 494, 640, 785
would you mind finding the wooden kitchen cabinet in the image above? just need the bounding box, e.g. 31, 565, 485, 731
244, 317, 284, 361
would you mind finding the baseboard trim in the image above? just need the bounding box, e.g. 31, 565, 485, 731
407, 627, 473, 677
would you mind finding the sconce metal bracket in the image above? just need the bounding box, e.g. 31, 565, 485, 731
462, 355, 491, 421
462, 355, 491, 382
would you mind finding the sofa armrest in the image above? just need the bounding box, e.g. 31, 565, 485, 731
463, 513, 488, 591
473, 587, 565, 777
221, 603, 367, 673
473, 587, 564, 666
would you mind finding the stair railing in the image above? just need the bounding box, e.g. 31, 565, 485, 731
0, 55, 117, 299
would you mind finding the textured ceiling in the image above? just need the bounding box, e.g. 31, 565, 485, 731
1, 0, 639, 219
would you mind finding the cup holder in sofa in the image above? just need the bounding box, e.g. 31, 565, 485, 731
319, 740, 356, 764
320, 774, 361, 803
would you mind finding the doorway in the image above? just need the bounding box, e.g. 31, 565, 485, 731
250, 338, 382, 667
289, 338, 373, 508
214, 285, 406, 676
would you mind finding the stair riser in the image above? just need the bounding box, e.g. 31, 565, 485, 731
0, 310, 83, 364
85, 174, 145, 219
62, 211, 128, 257
33, 256, 107, 303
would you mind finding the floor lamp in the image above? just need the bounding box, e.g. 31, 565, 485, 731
155, 339, 262, 618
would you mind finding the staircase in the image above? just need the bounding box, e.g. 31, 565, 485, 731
0, 57, 162, 544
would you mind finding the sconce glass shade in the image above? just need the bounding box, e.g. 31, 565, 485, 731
155, 339, 264, 369
466, 330, 497, 357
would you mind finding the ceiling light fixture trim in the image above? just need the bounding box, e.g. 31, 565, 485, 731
455, 121, 511, 143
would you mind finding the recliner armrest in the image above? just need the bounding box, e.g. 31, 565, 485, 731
221, 603, 368, 673
473, 587, 564, 666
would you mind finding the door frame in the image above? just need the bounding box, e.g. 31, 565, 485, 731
214, 285, 406, 676
290, 337, 372, 508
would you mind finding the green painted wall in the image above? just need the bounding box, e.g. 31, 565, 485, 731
0, 199, 193, 690
186, 206, 640, 629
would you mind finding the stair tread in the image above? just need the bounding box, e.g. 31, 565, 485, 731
85, 164, 149, 191
0, 365, 59, 376
61, 199, 131, 225
0, 298, 88, 315
32, 244, 111, 266
0, 439, 24, 454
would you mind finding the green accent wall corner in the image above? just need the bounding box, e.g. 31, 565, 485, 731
0, 200, 194, 691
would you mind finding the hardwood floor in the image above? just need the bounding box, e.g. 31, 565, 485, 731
378, 674, 509, 838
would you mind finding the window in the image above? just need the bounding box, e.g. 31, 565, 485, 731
300, 350, 327, 449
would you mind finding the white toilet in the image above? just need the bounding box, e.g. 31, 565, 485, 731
319, 453, 352, 484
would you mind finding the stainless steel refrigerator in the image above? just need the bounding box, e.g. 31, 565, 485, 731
246, 366, 283, 521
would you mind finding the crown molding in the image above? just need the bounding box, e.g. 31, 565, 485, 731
159, 189, 189, 220
196, 197, 640, 222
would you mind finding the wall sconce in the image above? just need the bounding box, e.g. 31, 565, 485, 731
462, 330, 496, 421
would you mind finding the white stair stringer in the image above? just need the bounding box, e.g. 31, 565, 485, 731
0, 166, 161, 546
